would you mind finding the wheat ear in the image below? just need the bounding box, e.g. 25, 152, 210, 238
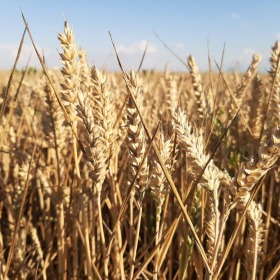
235, 53, 261, 102
187, 55, 209, 126
269, 41, 280, 128
58, 20, 81, 178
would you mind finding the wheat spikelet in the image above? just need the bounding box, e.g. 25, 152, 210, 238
174, 109, 221, 192
269, 41, 280, 128
126, 70, 149, 201
91, 66, 116, 159
187, 55, 208, 124
58, 21, 80, 123
43, 76, 67, 186
12, 217, 28, 278
29, 222, 46, 279
43, 75, 66, 147
244, 201, 264, 280
10, 153, 32, 277
79, 49, 92, 93
165, 75, 178, 120
250, 75, 265, 139
235, 53, 261, 102
76, 90, 107, 193
150, 130, 174, 209
12, 153, 30, 214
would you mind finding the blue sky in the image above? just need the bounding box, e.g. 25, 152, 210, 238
0, 1, 279, 72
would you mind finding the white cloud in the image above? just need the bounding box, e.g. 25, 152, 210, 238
116, 40, 157, 55
230, 13, 241, 20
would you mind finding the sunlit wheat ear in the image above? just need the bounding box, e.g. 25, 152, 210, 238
235, 53, 261, 102
187, 55, 208, 125
269, 41, 280, 128
58, 20, 80, 123
91, 66, 117, 159
43, 77, 67, 180
174, 109, 221, 192
79, 50, 92, 93
250, 75, 265, 140
43, 76, 66, 149
150, 129, 174, 209
76, 90, 107, 192
244, 201, 264, 280
165, 75, 178, 120
126, 70, 149, 201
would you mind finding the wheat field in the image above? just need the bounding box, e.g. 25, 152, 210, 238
0, 18, 280, 280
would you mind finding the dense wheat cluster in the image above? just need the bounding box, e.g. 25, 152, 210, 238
0, 19, 280, 280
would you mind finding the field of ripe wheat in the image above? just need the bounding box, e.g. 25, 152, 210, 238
0, 18, 279, 280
